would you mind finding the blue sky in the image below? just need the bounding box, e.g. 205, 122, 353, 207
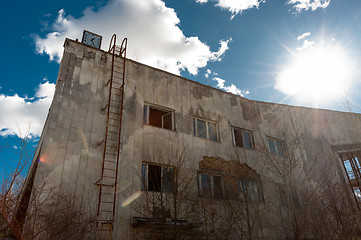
1, 0, 361, 175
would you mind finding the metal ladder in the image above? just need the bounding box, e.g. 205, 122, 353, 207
96, 34, 127, 239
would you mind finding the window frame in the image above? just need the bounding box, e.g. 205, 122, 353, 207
193, 117, 219, 142
339, 151, 361, 205
197, 171, 262, 202
143, 103, 175, 131
231, 127, 254, 149
141, 162, 175, 194
267, 137, 285, 157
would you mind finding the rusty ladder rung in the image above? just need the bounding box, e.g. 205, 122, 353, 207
111, 93, 122, 97
103, 175, 116, 179
108, 104, 120, 108
105, 152, 117, 156
109, 111, 121, 115
108, 117, 120, 121
104, 167, 116, 171
106, 137, 119, 142
113, 70, 123, 74
100, 192, 113, 195
110, 98, 121, 102
107, 130, 120, 134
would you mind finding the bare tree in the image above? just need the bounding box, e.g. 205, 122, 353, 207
254, 125, 361, 239
21, 176, 97, 240
0, 130, 34, 239
131, 149, 201, 240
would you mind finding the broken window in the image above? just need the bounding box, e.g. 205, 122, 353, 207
141, 163, 175, 193
232, 127, 254, 149
143, 104, 174, 131
268, 137, 284, 157
193, 117, 219, 141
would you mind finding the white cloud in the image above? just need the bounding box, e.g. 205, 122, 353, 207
296, 39, 314, 51
35, 0, 231, 76
297, 32, 311, 41
205, 69, 212, 78
210, 38, 232, 61
213, 77, 249, 96
288, 0, 330, 12
0, 81, 55, 137
196, 0, 265, 19
217, 0, 265, 18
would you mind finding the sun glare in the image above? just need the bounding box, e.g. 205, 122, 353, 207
276, 43, 354, 104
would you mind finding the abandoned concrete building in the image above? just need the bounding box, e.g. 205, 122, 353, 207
13, 33, 361, 239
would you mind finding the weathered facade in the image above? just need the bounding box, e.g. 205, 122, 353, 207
19, 37, 361, 239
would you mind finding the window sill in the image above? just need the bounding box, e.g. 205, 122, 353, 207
141, 190, 174, 195
234, 145, 255, 150
143, 124, 176, 132
193, 135, 221, 143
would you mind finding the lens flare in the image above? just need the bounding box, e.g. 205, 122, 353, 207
276, 42, 354, 104
121, 191, 142, 207
39, 152, 49, 163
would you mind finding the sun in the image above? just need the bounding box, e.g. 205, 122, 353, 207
276, 42, 354, 104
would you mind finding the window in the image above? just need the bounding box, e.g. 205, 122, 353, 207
199, 173, 212, 197
232, 127, 254, 149
268, 137, 284, 157
198, 173, 223, 198
241, 181, 260, 202
193, 117, 219, 141
141, 163, 175, 193
339, 151, 361, 203
143, 104, 174, 131
197, 172, 261, 202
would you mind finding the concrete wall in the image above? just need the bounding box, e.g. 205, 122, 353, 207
31, 39, 361, 239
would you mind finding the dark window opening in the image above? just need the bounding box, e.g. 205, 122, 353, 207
232, 127, 254, 149
141, 163, 175, 193
234, 129, 244, 148
148, 165, 161, 192
144, 104, 174, 130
